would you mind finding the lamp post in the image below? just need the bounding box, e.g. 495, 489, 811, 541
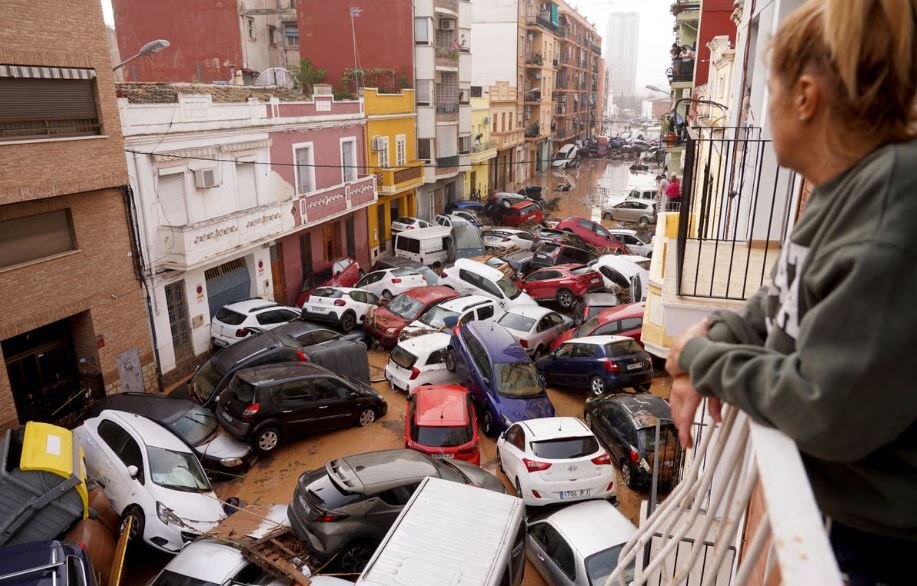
113, 39, 170, 72
645, 84, 670, 95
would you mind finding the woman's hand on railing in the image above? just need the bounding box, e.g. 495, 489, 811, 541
669, 375, 722, 449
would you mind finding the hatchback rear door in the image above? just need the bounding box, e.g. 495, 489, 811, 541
529, 435, 605, 484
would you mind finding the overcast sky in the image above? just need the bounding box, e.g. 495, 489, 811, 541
101, 0, 671, 95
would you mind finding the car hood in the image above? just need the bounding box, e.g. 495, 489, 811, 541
372, 308, 409, 330
447, 460, 506, 493
400, 322, 442, 339
507, 291, 536, 307
197, 428, 253, 461
492, 392, 556, 423
150, 485, 226, 529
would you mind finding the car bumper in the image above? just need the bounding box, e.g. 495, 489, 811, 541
287, 503, 347, 562
384, 365, 412, 394
520, 470, 616, 507
201, 449, 258, 475
367, 323, 400, 348
144, 515, 219, 554
300, 309, 344, 326
217, 410, 252, 440
604, 369, 654, 390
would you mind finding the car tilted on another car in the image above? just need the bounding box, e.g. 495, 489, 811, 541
530, 242, 594, 271
496, 305, 572, 358
390, 216, 431, 233
497, 417, 615, 507
405, 385, 480, 465
481, 228, 536, 251
366, 286, 458, 348
210, 299, 300, 347
287, 449, 504, 573
370, 256, 440, 286
501, 200, 545, 226
537, 335, 653, 396
555, 217, 630, 253
609, 229, 653, 257
516, 264, 605, 309
355, 267, 428, 303
384, 333, 458, 394
399, 294, 503, 340
439, 258, 536, 309
551, 302, 645, 350
74, 411, 226, 553
447, 321, 555, 437
301, 287, 379, 333
296, 257, 363, 306
217, 362, 387, 454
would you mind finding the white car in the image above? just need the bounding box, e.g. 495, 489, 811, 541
588, 255, 650, 302
211, 299, 301, 347
300, 286, 379, 332
355, 267, 428, 302
391, 216, 431, 233
384, 333, 459, 394
552, 143, 579, 168
609, 229, 653, 257
526, 500, 637, 586
399, 294, 504, 340
497, 417, 616, 507
74, 410, 226, 553
482, 228, 536, 251
435, 212, 479, 227
496, 305, 573, 358
439, 258, 536, 309
150, 539, 352, 586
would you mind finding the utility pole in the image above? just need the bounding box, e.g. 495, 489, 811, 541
349, 6, 363, 93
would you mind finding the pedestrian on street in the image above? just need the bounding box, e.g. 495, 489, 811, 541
665, 1, 917, 584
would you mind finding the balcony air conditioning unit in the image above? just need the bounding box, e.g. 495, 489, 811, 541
438, 19, 455, 30
194, 168, 220, 189
372, 136, 387, 151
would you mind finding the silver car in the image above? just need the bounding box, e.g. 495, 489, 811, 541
526, 500, 637, 586
496, 305, 572, 358
604, 199, 657, 228
609, 229, 653, 257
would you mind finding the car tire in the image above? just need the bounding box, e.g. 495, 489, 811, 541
481, 409, 498, 438
602, 212, 614, 220
254, 425, 282, 455
381, 290, 393, 304
356, 408, 377, 427
639, 216, 650, 228
620, 458, 635, 488
589, 376, 606, 397
556, 288, 575, 309
119, 505, 145, 544
634, 383, 651, 393
340, 311, 357, 333
444, 348, 457, 373
337, 540, 375, 574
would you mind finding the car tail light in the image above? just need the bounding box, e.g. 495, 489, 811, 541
407, 226, 415, 230
392, 278, 402, 284
296, 350, 308, 362
605, 480, 615, 491
531, 489, 542, 498
591, 452, 611, 465
409, 367, 420, 380
441, 271, 448, 278
502, 237, 512, 242
629, 448, 640, 463
523, 458, 552, 473
602, 359, 619, 373
519, 339, 528, 349
317, 512, 349, 522
334, 299, 346, 306
242, 403, 260, 419
235, 328, 250, 337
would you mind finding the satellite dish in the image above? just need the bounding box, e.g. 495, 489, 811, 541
254, 67, 295, 89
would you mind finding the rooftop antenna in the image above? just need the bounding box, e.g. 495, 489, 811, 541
349, 6, 364, 92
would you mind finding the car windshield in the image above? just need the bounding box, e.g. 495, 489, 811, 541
413, 424, 473, 447
585, 544, 635, 586
531, 436, 599, 459
606, 340, 644, 356
151, 570, 218, 586
169, 406, 218, 446
576, 316, 600, 337
147, 446, 211, 492
191, 361, 222, 403
419, 306, 459, 328
593, 223, 611, 238
496, 275, 522, 299
495, 362, 543, 397
387, 294, 426, 320
497, 312, 536, 332
390, 346, 418, 370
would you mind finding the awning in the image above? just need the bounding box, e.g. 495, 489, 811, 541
0, 65, 96, 80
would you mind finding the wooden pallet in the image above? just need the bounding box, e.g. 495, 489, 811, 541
237, 526, 314, 585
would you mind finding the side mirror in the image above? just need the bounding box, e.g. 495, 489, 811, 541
443, 315, 459, 328
127, 465, 139, 479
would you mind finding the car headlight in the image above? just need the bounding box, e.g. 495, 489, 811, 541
220, 457, 244, 467
157, 501, 182, 526
386, 327, 397, 334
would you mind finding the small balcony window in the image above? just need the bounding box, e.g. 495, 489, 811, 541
283, 22, 299, 47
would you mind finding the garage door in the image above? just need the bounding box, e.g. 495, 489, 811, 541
204, 258, 251, 317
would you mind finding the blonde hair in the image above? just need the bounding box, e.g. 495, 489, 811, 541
770, 0, 917, 143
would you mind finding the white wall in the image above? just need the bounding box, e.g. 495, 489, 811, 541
470, 0, 518, 87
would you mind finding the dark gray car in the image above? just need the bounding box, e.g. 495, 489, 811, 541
288, 449, 504, 573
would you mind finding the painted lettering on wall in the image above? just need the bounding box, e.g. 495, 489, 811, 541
193, 225, 238, 244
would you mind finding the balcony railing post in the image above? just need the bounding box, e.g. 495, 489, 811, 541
675, 135, 696, 295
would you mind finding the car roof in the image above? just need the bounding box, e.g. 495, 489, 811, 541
404, 285, 458, 303
486, 227, 529, 235
609, 228, 638, 236
96, 410, 191, 452
210, 331, 299, 371
465, 322, 528, 362
565, 335, 634, 346
583, 292, 619, 305
545, 500, 637, 557
620, 255, 650, 263
373, 257, 425, 269
440, 294, 492, 311
221, 298, 279, 314
399, 332, 451, 353
92, 392, 194, 424
164, 540, 245, 581
270, 320, 334, 340
397, 225, 452, 238
601, 394, 672, 429
453, 258, 504, 280
235, 361, 329, 384
504, 304, 554, 319
521, 417, 591, 440
510, 199, 536, 210
594, 255, 644, 277
595, 302, 645, 322
331, 449, 441, 493
413, 386, 470, 427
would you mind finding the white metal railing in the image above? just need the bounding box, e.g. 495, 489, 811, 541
606, 405, 843, 586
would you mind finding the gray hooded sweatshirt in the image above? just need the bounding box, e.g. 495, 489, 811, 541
679, 139, 917, 541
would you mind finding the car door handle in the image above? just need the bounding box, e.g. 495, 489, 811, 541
318, 405, 329, 409
283, 410, 292, 413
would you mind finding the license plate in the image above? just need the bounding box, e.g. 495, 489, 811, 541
310, 305, 329, 313
591, 278, 600, 284
220, 411, 234, 423
559, 489, 590, 499
626, 363, 642, 371
433, 453, 454, 459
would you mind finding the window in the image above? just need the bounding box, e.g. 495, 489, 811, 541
283, 22, 299, 47
477, 305, 495, 320
294, 145, 315, 194
417, 139, 432, 161
0, 71, 100, 141
493, 116, 497, 133
470, 86, 482, 98
396, 235, 420, 254
572, 343, 599, 358
505, 425, 525, 450
247, 17, 255, 39
540, 524, 576, 580
375, 136, 389, 168
235, 161, 257, 209
620, 317, 643, 331
341, 139, 357, 183
426, 349, 446, 365
554, 343, 573, 358
378, 482, 420, 506
459, 135, 471, 154
268, 25, 278, 45
594, 320, 622, 335
312, 377, 342, 400
256, 308, 298, 325
395, 135, 406, 167
0, 209, 77, 269
280, 381, 313, 404
414, 17, 431, 44
416, 80, 433, 105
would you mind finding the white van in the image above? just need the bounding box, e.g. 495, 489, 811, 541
393, 225, 452, 266
356, 476, 526, 586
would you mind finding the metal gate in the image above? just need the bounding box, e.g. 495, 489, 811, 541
165, 280, 194, 365
204, 258, 251, 317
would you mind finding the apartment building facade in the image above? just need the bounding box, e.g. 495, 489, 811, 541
522, 0, 558, 177
553, 0, 603, 152
0, 0, 156, 429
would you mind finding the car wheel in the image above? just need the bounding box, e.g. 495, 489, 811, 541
481, 409, 497, 438
119, 505, 144, 544
381, 290, 393, 304
634, 383, 651, 393
620, 459, 635, 488
444, 348, 457, 373
340, 311, 356, 333
254, 426, 282, 455
638, 216, 650, 228
356, 408, 377, 427
338, 540, 375, 574
589, 376, 606, 397
602, 212, 613, 220
556, 288, 575, 309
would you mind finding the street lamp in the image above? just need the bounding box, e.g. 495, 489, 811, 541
646, 84, 670, 95
113, 39, 170, 71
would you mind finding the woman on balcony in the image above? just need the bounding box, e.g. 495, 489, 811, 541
666, 1, 917, 584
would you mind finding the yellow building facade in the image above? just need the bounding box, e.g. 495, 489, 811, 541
463, 95, 498, 198
363, 88, 425, 261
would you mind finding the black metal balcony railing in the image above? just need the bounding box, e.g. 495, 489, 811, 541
436, 154, 460, 168
524, 124, 540, 138
435, 46, 460, 63
525, 52, 544, 66
525, 89, 542, 102
676, 127, 798, 301
526, 10, 557, 32
670, 58, 695, 82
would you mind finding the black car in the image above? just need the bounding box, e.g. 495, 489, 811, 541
370, 257, 440, 285
0, 540, 96, 586
532, 227, 587, 250
530, 242, 594, 270
217, 362, 387, 454
583, 394, 682, 489
288, 449, 504, 572
86, 392, 256, 476
273, 318, 372, 350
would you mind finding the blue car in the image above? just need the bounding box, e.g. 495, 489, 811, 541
536, 335, 654, 397
445, 199, 486, 214
0, 540, 96, 585
445, 321, 555, 437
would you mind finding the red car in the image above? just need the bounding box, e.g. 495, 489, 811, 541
555, 217, 630, 253
516, 264, 605, 309
365, 286, 459, 347
550, 302, 645, 350
295, 257, 362, 307
404, 385, 480, 465
502, 200, 544, 226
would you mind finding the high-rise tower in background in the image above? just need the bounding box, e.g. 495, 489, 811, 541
605, 12, 638, 100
